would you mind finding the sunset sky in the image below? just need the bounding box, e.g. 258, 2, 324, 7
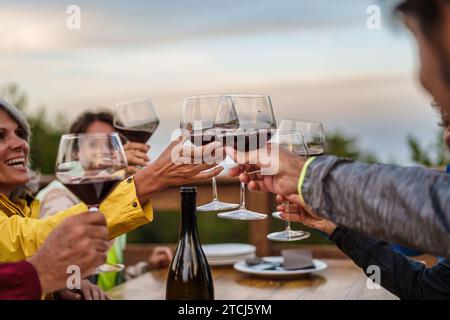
0, 0, 439, 164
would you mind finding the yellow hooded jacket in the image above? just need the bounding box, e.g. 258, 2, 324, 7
0, 177, 153, 262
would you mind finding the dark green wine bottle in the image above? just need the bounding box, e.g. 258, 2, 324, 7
166, 186, 214, 300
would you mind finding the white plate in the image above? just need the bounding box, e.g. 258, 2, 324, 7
233, 257, 327, 278
208, 253, 256, 266
202, 243, 256, 258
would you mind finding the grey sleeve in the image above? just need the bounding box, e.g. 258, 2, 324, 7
301, 156, 450, 258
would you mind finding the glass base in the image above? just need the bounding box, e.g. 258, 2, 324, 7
94, 263, 125, 274
217, 208, 267, 220
267, 230, 310, 242
197, 200, 239, 212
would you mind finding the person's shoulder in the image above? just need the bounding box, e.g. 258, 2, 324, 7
35, 180, 67, 200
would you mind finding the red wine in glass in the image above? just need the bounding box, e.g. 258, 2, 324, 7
64, 176, 122, 207
114, 120, 159, 144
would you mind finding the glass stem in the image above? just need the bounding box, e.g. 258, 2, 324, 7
239, 182, 246, 210
212, 177, 219, 202
283, 201, 292, 237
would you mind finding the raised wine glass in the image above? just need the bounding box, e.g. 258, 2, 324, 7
217, 94, 276, 220
113, 97, 160, 144
55, 133, 128, 273
180, 94, 239, 212
266, 129, 310, 241
271, 119, 326, 239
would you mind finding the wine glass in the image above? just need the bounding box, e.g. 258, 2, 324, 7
217, 94, 276, 220
266, 129, 310, 241
180, 94, 239, 212
55, 133, 128, 273
113, 97, 160, 144
271, 119, 326, 239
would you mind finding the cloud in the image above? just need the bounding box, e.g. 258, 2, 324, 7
0, 0, 377, 53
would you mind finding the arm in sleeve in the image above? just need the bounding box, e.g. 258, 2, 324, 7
299, 156, 450, 258
0, 261, 42, 300
0, 177, 153, 262
330, 227, 450, 299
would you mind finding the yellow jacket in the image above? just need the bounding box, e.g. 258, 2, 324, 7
0, 177, 153, 262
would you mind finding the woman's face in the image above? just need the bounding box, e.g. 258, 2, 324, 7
0, 109, 30, 196
78, 120, 116, 170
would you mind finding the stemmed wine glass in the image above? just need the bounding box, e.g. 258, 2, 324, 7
180, 94, 239, 212
113, 97, 160, 144
217, 94, 277, 220
55, 133, 128, 273
271, 119, 326, 239
266, 128, 310, 241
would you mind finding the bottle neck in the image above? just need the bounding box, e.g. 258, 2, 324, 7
180, 192, 198, 236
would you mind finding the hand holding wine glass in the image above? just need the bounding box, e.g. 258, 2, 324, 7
227, 145, 306, 196
266, 129, 311, 241
55, 132, 128, 273
180, 94, 239, 212
133, 136, 224, 204
217, 94, 276, 220
275, 195, 337, 235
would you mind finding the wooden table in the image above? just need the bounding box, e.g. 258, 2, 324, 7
108, 259, 397, 300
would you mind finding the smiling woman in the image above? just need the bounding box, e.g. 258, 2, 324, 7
0, 99, 223, 263
0, 99, 38, 200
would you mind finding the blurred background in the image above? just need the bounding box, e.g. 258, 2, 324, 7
1, 0, 448, 250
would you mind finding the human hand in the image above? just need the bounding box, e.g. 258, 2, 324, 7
147, 246, 173, 269
134, 136, 224, 204
227, 145, 306, 197
276, 195, 336, 235
28, 213, 109, 294
124, 142, 150, 174
55, 279, 110, 300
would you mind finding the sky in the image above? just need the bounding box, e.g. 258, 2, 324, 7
0, 0, 440, 164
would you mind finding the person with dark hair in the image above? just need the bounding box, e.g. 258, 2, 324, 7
37, 111, 173, 296
229, 0, 450, 258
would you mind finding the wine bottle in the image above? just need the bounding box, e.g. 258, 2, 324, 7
166, 187, 214, 300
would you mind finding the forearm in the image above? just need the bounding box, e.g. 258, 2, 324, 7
0, 178, 152, 262
300, 156, 450, 258
330, 227, 437, 299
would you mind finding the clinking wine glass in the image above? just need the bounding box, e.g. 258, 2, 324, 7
271, 119, 326, 240
216, 94, 277, 220
267, 129, 310, 241
113, 97, 160, 144
180, 94, 239, 212
55, 133, 128, 273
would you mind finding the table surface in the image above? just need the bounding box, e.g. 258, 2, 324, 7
108, 259, 398, 300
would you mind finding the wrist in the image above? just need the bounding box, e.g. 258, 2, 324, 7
283, 156, 305, 195
134, 164, 167, 204
28, 256, 57, 294
322, 223, 337, 235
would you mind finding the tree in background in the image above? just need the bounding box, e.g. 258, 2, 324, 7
326, 130, 378, 163
0, 83, 67, 174
408, 130, 450, 167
